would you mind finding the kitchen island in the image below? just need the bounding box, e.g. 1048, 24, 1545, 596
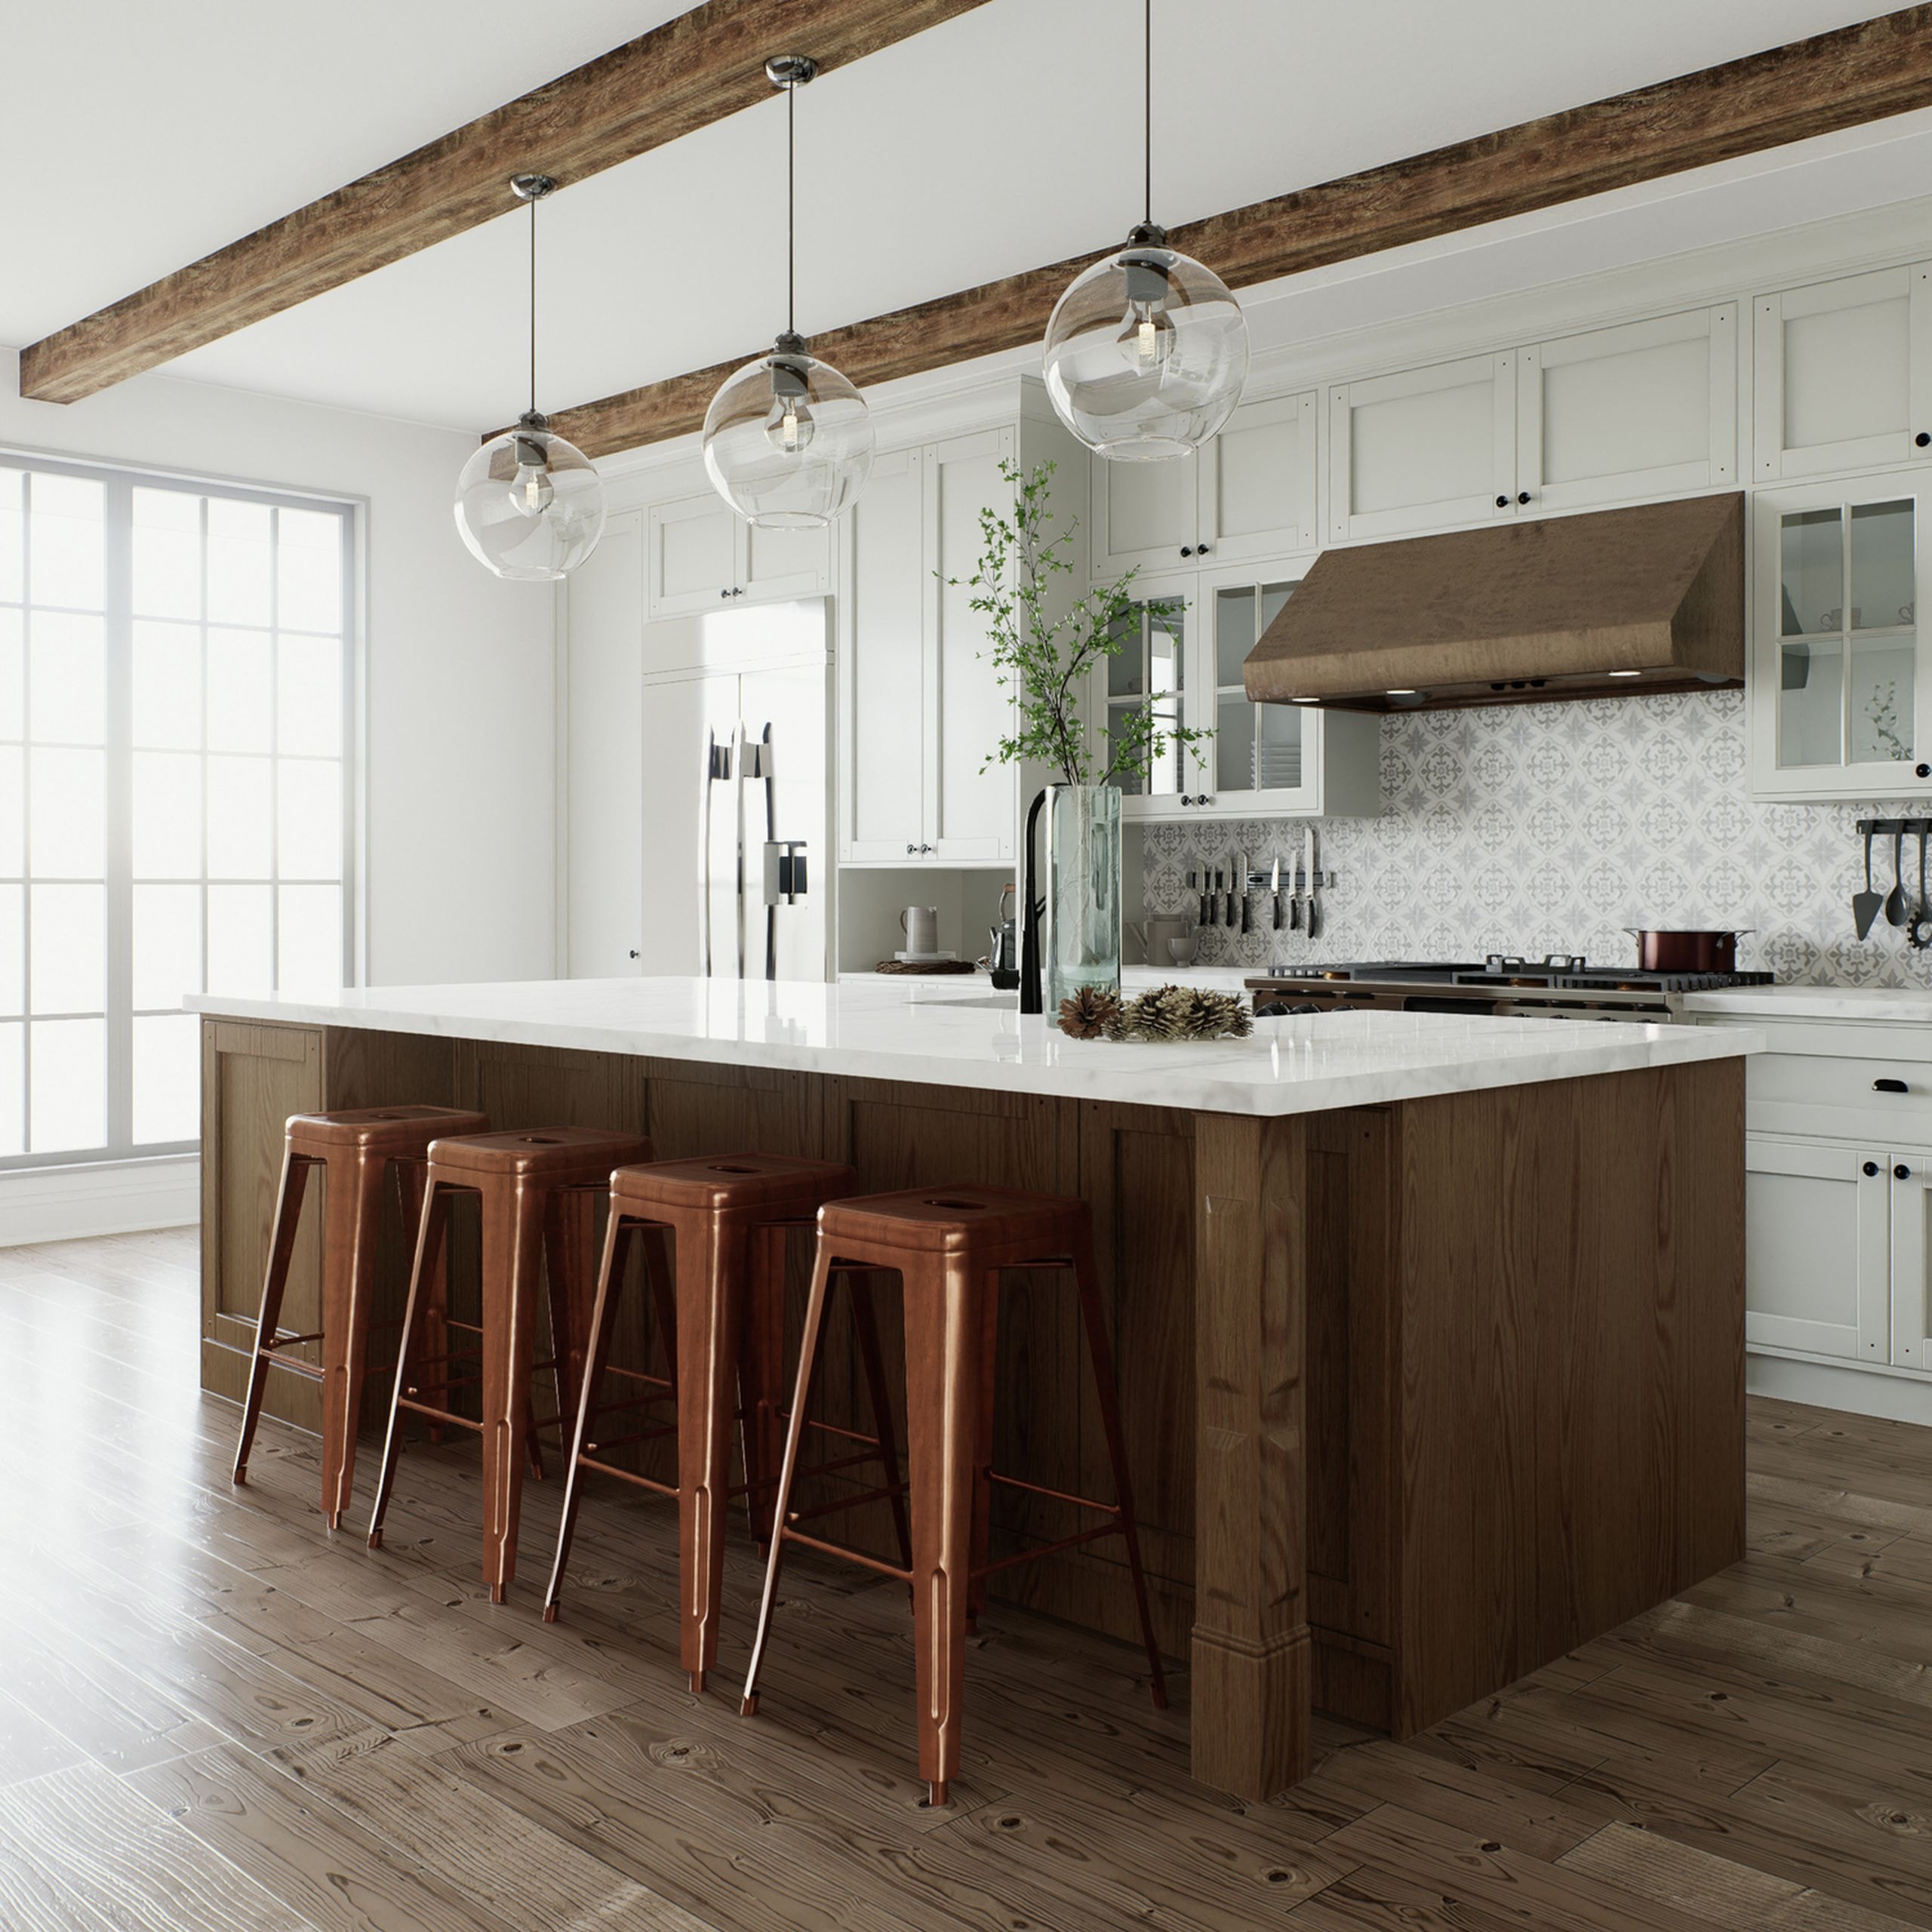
189, 976, 1756, 1801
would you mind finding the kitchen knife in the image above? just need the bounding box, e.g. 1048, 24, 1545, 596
1190, 868, 1211, 928
1270, 855, 1284, 930
1232, 849, 1247, 931
1239, 850, 1254, 934
1303, 826, 1321, 943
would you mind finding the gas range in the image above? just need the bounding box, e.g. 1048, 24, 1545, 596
1247, 955, 1775, 1023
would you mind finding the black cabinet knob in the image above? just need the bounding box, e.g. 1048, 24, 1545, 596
1899, 1164, 1914, 1181
1495, 495, 1509, 508
1917, 763, 1930, 778
628, 949, 640, 959
1918, 432, 1930, 447
1875, 1077, 1910, 1093
1864, 1161, 1881, 1177
1198, 543, 1211, 555
1517, 491, 1531, 505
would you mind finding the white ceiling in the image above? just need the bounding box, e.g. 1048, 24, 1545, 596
2, 0, 1916, 438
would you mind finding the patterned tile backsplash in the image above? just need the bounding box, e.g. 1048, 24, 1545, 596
1140, 689, 1932, 986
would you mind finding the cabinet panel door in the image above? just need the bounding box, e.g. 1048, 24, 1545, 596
563, 511, 644, 976
1204, 391, 1318, 561
648, 491, 739, 619
742, 517, 829, 602
1091, 445, 1200, 576
1518, 306, 1737, 512
839, 448, 928, 860
1744, 1135, 1888, 1361
1327, 354, 1516, 542
1890, 1155, 1932, 1371
1754, 264, 1932, 481
928, 427, 1015, 861
1101, 571, 1208, 821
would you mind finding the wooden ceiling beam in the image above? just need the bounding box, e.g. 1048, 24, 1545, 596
537, 5, 1932, 460
17, 0, 991, 406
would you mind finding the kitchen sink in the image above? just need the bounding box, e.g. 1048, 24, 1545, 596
909, 992, 1016, 1010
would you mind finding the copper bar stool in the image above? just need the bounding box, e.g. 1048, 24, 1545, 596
232, 1105, 489, 1527
740, 1183, 1166, 1806
545, 1153, 912, 1697
365, 1124, 656, 1599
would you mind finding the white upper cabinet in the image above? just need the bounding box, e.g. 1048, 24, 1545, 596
1092, 391, 1316, 575
1328, 354, 1517, 542
1751, 469, 1932, 798
1755, 265, 1932, 482
1516, 305, 1737, 512
648, 488, 829, 619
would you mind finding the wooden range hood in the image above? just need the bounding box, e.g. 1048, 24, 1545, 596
1244, 491, 1743, 712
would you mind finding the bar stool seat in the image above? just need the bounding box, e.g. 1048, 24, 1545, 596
232, 1103, 488, 1528
365, 1124, 655, 1599
546, 1153, 911, 1696
741, 1182, 1165, 1806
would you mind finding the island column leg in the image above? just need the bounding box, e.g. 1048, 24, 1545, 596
1190, 1112, 1311, 1800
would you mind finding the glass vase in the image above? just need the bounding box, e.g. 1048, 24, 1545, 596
1044, 783, 1122, 1014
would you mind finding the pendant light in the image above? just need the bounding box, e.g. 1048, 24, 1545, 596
454, 174, 606, 580
703, 56, 874, 528
1042, 0, 1249, 461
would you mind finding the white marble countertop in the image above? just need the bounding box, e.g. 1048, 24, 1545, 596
1681, 983, 1932, 1024
189, 975, 1758, 1119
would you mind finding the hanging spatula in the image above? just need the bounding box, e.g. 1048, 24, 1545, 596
1886, 829, 1910, 928
1854, 827, 1884, 938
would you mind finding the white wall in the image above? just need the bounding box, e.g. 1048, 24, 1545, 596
0, 353, 556, 985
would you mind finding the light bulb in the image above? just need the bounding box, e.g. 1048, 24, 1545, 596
765, 395, 817, 455
1119, 301, 1176, 374
509, 460, 555, 517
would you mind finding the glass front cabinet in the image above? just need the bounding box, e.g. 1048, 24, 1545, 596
1752, 472, 1932, 798
1097, 561, 1380, 821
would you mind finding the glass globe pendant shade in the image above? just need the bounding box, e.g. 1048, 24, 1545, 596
703, 332, 874, 529
454, 412, 606, 580
1043, 223, 1250, 461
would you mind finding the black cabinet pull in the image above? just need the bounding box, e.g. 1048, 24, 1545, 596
1180, 546, 1194, 558
1495, 495, 1509, 508
1918, 432, 1930, 447
1875, 1077, 1910, 1093
628, 949, 640, 959
1918, 763, 1930, 778
1198, 543, 1211, 555
1517, 491, 1531, 505
1898, 1164, 1914, 1180
1864, 1161, 1881, 1177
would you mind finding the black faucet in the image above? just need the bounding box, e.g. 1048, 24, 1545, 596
1020, 789, 1047, 1014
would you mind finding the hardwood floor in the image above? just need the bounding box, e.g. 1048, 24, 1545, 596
5, 1229, 1931, 1931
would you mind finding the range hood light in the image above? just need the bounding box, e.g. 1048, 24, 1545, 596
1608, 669, 1641, 678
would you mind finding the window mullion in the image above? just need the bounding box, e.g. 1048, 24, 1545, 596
103, 475, 134, 1155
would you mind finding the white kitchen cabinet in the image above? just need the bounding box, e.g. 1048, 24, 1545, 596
1516, 305, 1737, 512
1092, 390, 1318, 576
560, 510, 645, 977
647, 488, 829, 619
1327, 354, 1517, 543
1750, 470, 1932, 799
1744, 1135, 1890, 1361
1097, 561, 1379, 823
1753, 263, 1932, 481
1891, 1156, 1932, 1371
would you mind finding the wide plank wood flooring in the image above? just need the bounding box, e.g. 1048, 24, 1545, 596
5, 1228, 1932, 1930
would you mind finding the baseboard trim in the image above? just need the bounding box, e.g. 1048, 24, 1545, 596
0, 1155, 199, 1247
1748, 1350, 1932, 1425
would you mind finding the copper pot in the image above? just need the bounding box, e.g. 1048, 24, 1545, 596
1625, 928, 1751, 974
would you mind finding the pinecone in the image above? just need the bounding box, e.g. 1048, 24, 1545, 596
1106, 983, 1254, 1042
1057, 986, 1121, 1040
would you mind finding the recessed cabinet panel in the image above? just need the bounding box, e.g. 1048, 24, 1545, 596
648, 494, 738, 617
1328, 355, 1515, 542
1518, 306, 1737, 511
743, 518, 827, 600
1743, 1135, 1889, 1360
1093, 448, 1199, 574
1207, 392, 1318, 561
841, 448, 927, 859
1892, 1157, 1932, 1371
929, 429, 1014, 860
1755, 264, 1932, 480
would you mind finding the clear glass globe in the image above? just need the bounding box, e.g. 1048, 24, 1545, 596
454, 414, 606, 580
704, 335, 874, 528
1043, 226, 1250, 460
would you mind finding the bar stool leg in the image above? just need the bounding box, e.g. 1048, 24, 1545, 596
739, 1239, 835, 1718
479, 1178, 546, 1601
964, 1274, 1001, 1635
737, 1232, 789, 1555
541, 1184, 598, 1451
232, 1147, 312, 1488
900, 1251, 983, 1807
317, 1146, 387, 1530
543, 1208, 634, 1624
846, 1270, 914, 1577
680, 1214, 752, 1694
1070, 1223, 1168, 1710
398, 1159, 448, 1445
367, 1177, 449, 1549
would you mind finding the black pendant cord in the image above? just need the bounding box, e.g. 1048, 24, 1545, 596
1143, 0, 1152, 227
528, 192, 539, 418
786, 76, 797, 338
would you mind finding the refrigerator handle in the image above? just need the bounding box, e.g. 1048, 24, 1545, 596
747, 722, 778, 980
700, 728, 732, 978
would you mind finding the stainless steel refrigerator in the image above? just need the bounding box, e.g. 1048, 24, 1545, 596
636, 596, 832, 981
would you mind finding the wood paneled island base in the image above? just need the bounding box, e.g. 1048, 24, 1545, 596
198, 1013, 1744, 1801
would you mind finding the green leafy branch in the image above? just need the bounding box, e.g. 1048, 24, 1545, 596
943, 458, 1209, 791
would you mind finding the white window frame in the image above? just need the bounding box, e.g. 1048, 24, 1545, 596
0, 448, 359, 1171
